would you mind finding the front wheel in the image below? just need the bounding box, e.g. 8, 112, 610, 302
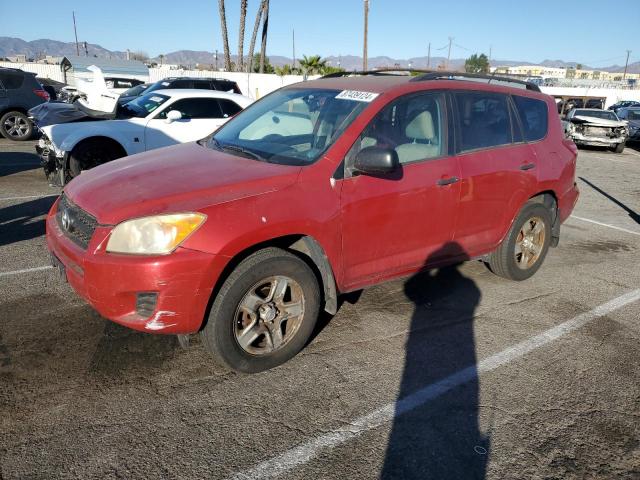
611, 142, 625, 154
486, 201, 552, 281
201, 247, 320, 373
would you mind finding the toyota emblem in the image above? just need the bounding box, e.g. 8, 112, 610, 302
61, 210, 71, 231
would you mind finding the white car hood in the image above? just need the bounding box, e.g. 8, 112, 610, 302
74, 66, 121, 113
572, 115, 627, 128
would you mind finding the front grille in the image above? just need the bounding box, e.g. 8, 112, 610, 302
56, 194, 98, 249
584, 126, 611, 137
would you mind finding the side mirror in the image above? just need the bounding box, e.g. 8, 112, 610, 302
165, 110, 182, 123
354, 147, 399, 175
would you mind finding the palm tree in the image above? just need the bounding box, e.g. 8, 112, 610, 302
247, 0, 266, 73
159, 54, 165, 66
237, 0, 247, 71
218, 0, 231, 71
259, 0, 270, 73
299, 55, 327, 75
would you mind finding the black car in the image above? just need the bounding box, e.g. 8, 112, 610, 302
617, 107, 640, 142
37, 77, 67, 102
608, 100, 640, 113
144, 77, 243, 96
0, 67, 50, 140
117, 83, 151, 106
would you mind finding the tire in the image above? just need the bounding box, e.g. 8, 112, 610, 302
0, 111, 33, 141
486, 201, 552, 281
201, 247, 320, 373
68, 140, 123, 179
611, 143, 625, 154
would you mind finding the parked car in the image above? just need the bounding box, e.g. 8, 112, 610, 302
563, 108, 629, 153
117, 83, 151, 106
36, 77, 67, 102
59, 77, 146, 103
0, 67, 50, 140
34, 89, 252, 185
616, 107, 640, 142
608, 100, 640, 113
144, 77, 243, 95
46, 73, 579, 372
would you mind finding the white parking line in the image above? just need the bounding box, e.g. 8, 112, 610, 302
231, 288, 640, 480
0, 265, 53, 278
570, 215, 640, 236
0, 194, 58, 202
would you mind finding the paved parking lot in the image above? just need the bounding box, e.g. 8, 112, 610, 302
1, 138, 639, 479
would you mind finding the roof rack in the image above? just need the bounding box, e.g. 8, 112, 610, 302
320, 68, 436, 79
409, 71, 541, 92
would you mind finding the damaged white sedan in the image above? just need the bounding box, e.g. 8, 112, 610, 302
33, 88, 252, 185
563, 108, 629, 153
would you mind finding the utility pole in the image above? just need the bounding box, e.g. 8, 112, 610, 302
363, 0, 369, 71
215, 50, 219, 71
623, 49, 631, 80
292, 29, 296, 69
427, 42, 431, 69
447, 36, 453, 70
72, 11, 80, 56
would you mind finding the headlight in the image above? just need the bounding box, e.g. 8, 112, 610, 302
106, 213, 206, 255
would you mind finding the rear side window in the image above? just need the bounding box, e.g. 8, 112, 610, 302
513, 96, 548, 142
218, 99, 243, 117
170, 79, 193, 89
0, 71, 25, 89
455, 92, 512, 152
194, 80, 214, 90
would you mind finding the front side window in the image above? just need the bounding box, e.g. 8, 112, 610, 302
513, 96, 548, 142
347, 92, 445, 167
209, 88, 369, 165
159, 98, 223, 119
455, 92, 512, 152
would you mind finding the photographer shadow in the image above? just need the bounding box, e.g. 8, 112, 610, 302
381, 242, 489, 479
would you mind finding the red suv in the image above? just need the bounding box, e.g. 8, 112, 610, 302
46, 72, 579, 372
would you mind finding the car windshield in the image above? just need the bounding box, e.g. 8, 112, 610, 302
120, 93, 170, 118
121, 84, 149, 97
207, 88, 370, 165
574, 109, 618, 121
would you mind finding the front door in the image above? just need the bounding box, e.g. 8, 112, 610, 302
145, 98, 227, 150
340, 92, 461, 289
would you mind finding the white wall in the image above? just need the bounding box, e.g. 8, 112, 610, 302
540, 86, 640, 109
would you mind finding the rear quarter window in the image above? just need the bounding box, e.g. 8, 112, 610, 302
513, 96, 548, 142
0, 71, 25, 89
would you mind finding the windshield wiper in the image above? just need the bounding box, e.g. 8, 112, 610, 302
219, 143, 266, 162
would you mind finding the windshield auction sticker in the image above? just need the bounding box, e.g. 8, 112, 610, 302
335, 90, 379, 102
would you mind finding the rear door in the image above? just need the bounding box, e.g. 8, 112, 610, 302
452, 90, 538, 255
0, 75, 7, 112
340, 91, 461, 288
144, 97, 226, 149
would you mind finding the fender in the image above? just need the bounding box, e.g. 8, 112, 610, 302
44, 120, 144, 157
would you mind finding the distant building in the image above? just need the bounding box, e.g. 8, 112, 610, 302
6, 54, 27, 63
492, 65, 639, 82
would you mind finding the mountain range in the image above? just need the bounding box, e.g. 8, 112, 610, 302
1, 37, 638, 74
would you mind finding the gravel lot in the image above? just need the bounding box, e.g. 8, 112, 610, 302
1, 138, 639, 479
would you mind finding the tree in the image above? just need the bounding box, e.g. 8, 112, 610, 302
130, 51, 149, 62
158, 54, 165, 66
275, 64, 293, 76
247, 0, 266, 73
259, 0, 270, 73
250, 53, 273, 74
299, 55, 327, 75
218, 0, 231, 71
321, 65, 345, 76
464, 53, 490, 74
237, 0, 247, 71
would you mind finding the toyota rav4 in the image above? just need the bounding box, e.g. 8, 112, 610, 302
46, 72, 579, 373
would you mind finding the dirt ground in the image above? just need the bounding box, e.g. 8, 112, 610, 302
1, 139, 639, 479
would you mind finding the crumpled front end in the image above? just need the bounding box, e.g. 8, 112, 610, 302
566, 119, 629, 147
35, 131, 67, 186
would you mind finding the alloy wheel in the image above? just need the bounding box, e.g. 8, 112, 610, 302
234, 275, 305, 355
514, 216, 546, 270
3, 115, 30, 139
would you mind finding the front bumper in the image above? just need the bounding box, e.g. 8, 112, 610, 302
46, 199, 228, 334
36, 135, 66, 185
570, 133, 626, 147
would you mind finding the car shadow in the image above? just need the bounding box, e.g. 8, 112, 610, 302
381, 242, 489, 479
0, 196, 57, 247
578, 176, 640, 225
0, 151, 42, 178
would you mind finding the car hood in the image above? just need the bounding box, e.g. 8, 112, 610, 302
570, 115, 627, 127
64, 142, 302, 225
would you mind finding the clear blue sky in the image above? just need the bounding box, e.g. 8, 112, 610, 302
1, 0, 638, 66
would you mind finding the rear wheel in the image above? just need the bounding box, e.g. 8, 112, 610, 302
0, 111, 33, 141
68, 139, 124, 179
486, 201, 552, 281
201, 247, 320, 373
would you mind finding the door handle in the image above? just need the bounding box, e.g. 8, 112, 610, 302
437, 176, 459, 186
520, 163, 536, 171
